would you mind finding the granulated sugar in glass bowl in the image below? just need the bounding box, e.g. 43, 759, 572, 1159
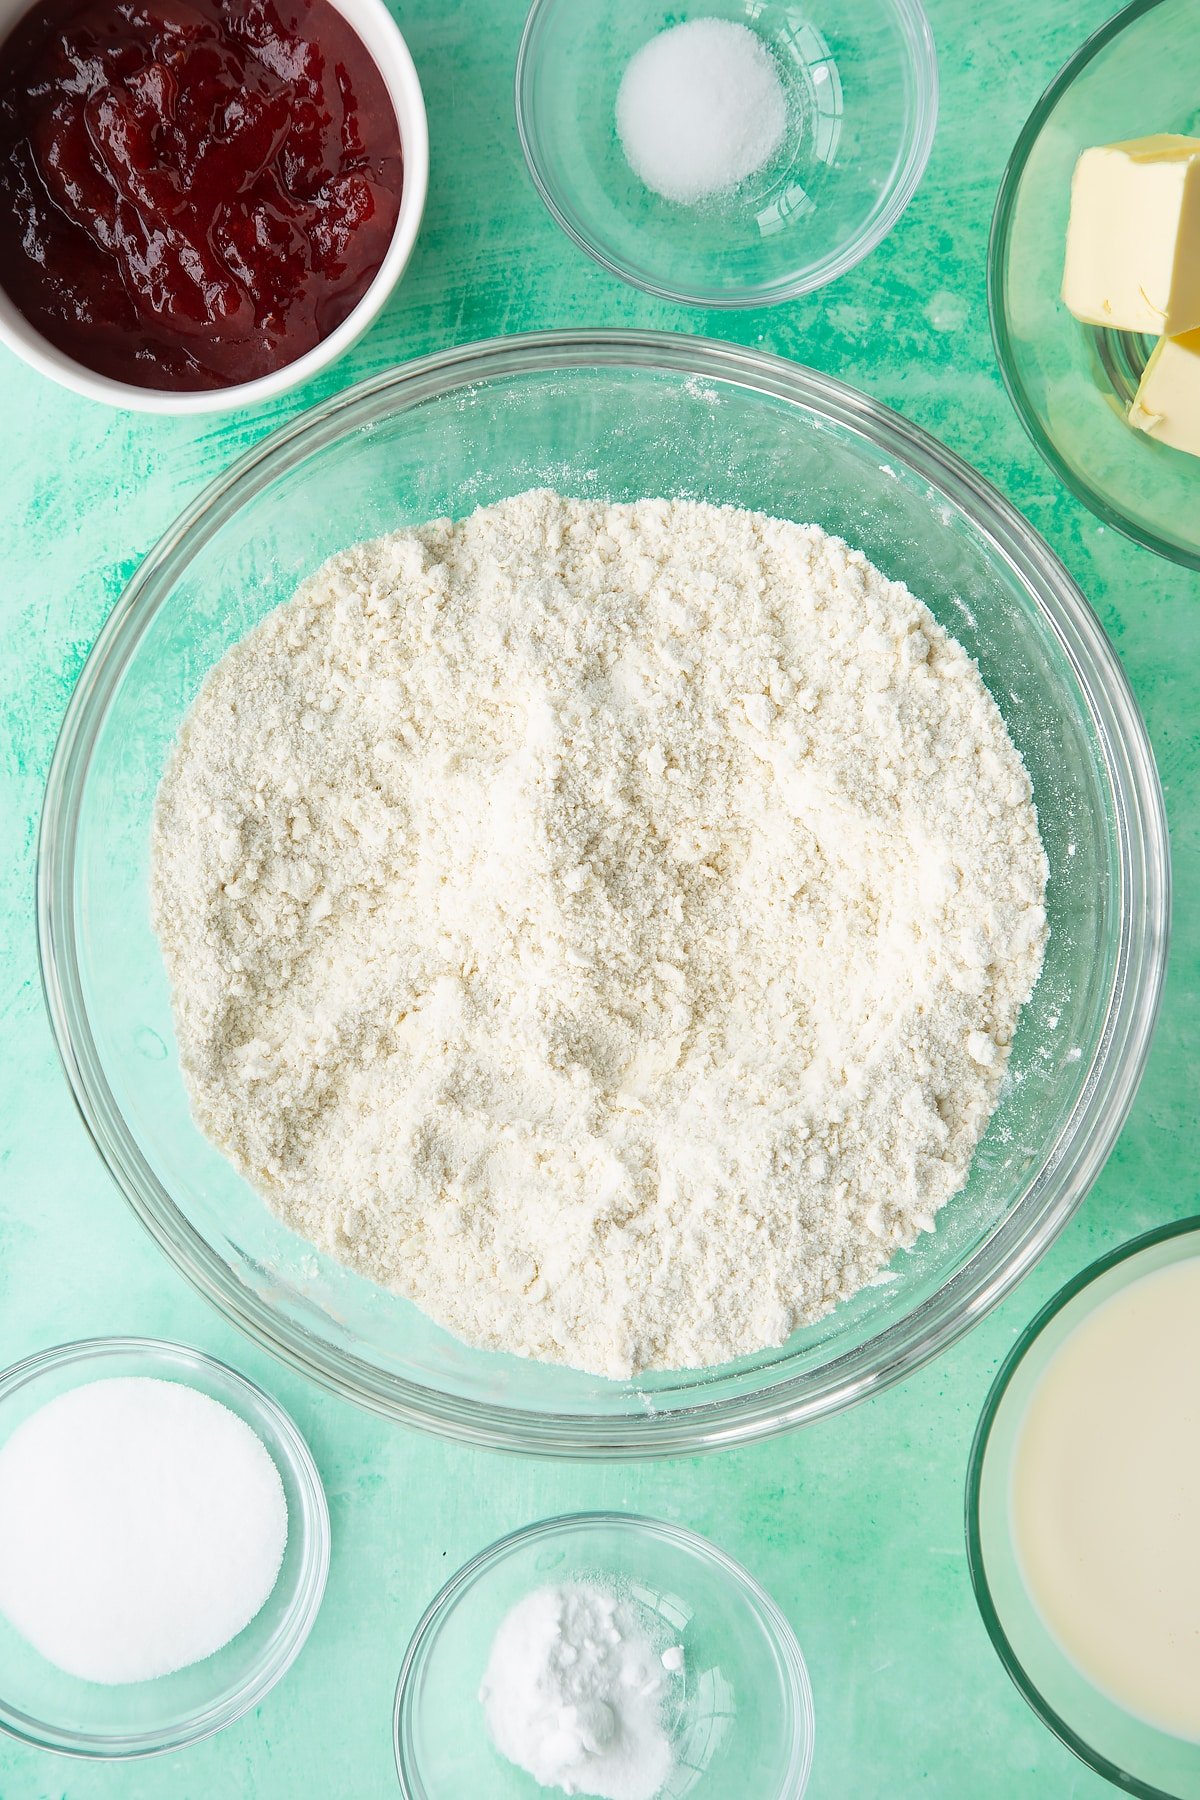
0, 1339, 328, 1759
614, 19, 789, 205
38, 331, 1168, 1457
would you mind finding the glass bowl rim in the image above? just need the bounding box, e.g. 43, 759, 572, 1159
0, 1334, 330, 1761
964, 1214, 1200, 1798
391, 1508, 816, 1798
513, 0, 940, 309
987, 0, 1200, 570
36, 327, 1171, 1459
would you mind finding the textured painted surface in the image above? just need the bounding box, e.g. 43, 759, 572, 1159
0, 1, 1195, 1796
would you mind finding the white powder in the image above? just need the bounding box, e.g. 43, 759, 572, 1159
615, 20, 789, 205
480, 1582, 678, 1800
0, 1378, 287, 1683
151, 491, 1048, 1380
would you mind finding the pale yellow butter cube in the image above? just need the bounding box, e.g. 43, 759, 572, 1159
1062, 135, 1200, 335
1128, 327, 1200, 457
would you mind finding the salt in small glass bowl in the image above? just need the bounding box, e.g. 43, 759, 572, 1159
0, 1336, 330, 1759
515, 0, 938, 308
967, 1218, 1200, 1797
393, 1512, 814, 1797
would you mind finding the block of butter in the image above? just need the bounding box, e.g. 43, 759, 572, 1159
1128, 327, 1200, 456
1062, 135, 1200, 335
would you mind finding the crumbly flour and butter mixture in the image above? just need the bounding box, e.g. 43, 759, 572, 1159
151, 491, 1048, 1378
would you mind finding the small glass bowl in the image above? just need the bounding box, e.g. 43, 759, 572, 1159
393, 1513, 814, 1797
0, 1338, 329, 1760
967, 1218, 1200, 1797
515, 0, 938, 307
989, 0, 1200, 567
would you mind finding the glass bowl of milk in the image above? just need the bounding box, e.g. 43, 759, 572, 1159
968, 1217, 1200, 1797
515, 0, 938, 308
393, 1512, 814, 1797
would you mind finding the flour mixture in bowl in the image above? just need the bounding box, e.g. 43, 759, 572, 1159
150, 491, 1048, 1378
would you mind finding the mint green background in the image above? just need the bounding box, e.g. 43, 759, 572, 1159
0, 1, 1195, 1795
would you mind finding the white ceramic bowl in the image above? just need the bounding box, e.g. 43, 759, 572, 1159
38, 332, 1169, 1457
0, 0, 428, 414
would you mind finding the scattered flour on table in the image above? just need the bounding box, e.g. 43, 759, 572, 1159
150, 491, 1048, 1379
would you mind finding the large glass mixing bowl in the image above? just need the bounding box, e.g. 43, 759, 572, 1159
968, 1220, 1200, 1797
38, 331, 1169, 1458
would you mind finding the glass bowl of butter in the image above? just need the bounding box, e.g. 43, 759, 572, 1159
990, 0, 1200, 568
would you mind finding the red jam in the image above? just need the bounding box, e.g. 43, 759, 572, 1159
0, 0, 403, 390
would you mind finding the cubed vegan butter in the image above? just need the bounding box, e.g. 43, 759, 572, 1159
1062, 135, 1200, 335
1129, 328, 1200, 457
